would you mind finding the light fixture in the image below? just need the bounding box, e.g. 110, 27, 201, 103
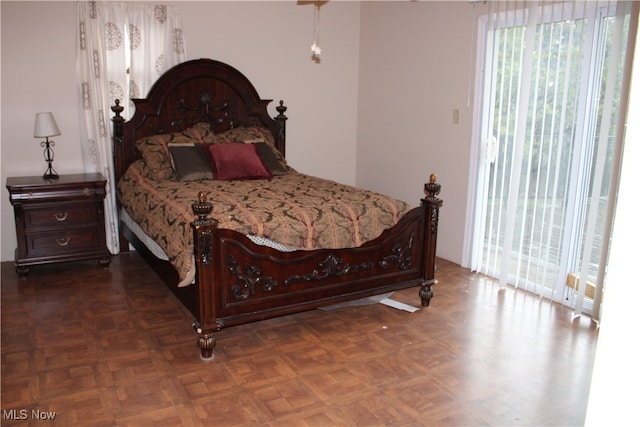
311, 1, 322, 62
298, 1, 327, 62
33, 112, 61, 180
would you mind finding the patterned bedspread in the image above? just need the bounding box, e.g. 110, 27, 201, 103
118, 161, 411, 286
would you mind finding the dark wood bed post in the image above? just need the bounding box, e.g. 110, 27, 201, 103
419, 174, 443, 306
190, 191, 220, 360
274, 100, 287, 157
111, 100, 130, 252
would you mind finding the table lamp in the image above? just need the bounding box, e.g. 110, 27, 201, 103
34, 112, 61, 180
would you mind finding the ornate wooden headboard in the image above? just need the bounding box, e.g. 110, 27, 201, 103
111, 58, 288, 184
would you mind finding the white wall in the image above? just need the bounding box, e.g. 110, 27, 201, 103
176, 1, 361, 183
1, 1, 483, 265
2, 1, 476, 264
1, 1, 85, 262
1, 1, 362, 262
357, 1, 481, 264
585, 5, 640, 423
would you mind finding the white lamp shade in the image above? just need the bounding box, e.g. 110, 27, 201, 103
34, 112, 61, 138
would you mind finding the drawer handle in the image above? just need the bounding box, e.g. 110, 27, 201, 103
56, 237, 71, 246
53, 212, 69, 222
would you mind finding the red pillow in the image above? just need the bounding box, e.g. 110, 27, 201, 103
207, 143, 272, 180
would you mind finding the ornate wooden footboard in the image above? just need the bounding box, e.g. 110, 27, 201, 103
190, 177, 442, 359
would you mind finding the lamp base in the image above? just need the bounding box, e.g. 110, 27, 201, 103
41, 138, 59, 180
42, 170, 60, 180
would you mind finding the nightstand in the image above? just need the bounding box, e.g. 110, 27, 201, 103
6, 173, 111, 276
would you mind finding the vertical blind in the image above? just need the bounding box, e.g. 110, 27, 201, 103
468, 0, 636, 320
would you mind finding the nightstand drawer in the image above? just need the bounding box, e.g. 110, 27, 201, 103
22, 201, 98, 230
24, 227, 102, 257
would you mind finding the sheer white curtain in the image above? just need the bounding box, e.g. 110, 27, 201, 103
76, 1, 185, 254
466, 0, 636, 320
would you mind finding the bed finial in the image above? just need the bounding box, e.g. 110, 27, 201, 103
111, 99, 125, 150
424, 173, 441, 201
111, 99, 124, 121
276, 100, 287, 116
192, 191, 214, 222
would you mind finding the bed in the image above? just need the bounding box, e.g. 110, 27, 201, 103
112, 58, 443, 359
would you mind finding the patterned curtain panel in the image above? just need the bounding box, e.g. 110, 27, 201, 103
77, 1, 186, 254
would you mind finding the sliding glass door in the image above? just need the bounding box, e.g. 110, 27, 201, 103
467, 1, 634, 319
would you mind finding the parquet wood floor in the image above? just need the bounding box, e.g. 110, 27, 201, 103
1, 253, 598, 426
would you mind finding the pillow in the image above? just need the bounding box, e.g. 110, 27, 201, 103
182, 121, 215, 142
210, 126, 275, 145
209, 126, 289, 172
252, 141, 289, 175
136, 133, 175, 181
135, 122, 214, 181
207, 143, 272, 181
168, 143, 214, 181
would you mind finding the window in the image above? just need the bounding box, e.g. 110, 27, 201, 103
465, 1, 634, 319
